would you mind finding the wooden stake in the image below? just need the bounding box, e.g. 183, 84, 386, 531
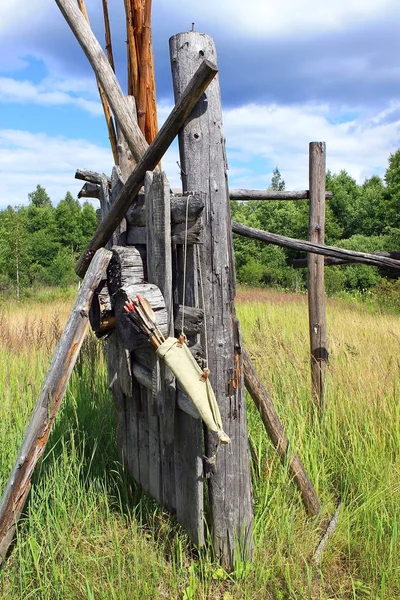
308, 143, 328, 412
243, 349, 321, 517
0, 248, 112, 567
138, 0, 151, 134
76, 0, 119, 165
124, 0, 139, 98
102, 0, 115, 72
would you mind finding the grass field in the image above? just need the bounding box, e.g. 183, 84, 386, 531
0, 286, 399, 599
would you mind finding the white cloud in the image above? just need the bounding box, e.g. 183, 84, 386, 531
0, 76, 102, 115
160, 0, 398, 38
2, 98, 399, 210
0, 130, 112, 208
222, 102, 400, 189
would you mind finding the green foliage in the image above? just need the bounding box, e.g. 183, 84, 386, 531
232, 149, 400, 296
0, 186, 98, 295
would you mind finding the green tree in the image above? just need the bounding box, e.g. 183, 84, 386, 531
270, 167, 285, 191
55, 191, 84, 252
28, 184, 52, 208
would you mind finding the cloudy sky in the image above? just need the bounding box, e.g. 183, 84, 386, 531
1, 0, 400, 208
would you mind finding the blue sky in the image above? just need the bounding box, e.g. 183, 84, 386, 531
1, 0, 400, 208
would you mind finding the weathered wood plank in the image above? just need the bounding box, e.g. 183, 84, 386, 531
78, 182, 100, 199
308, 142, 328, 411
232, 222, 400, 271
229, 189, 333, 201
75, 59, 218, 278
0, 248, 112, 566
170, 32, 253, 567
243, 348, 320, 517
145, 170, 177, 511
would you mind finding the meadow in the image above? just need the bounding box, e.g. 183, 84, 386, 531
0, 286, 399, 599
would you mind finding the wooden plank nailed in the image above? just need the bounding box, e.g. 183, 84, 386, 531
0, 248, 112, 566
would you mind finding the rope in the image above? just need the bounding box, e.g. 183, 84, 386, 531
180, 194, 191, 336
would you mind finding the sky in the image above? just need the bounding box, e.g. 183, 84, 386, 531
1, 0, 400, 208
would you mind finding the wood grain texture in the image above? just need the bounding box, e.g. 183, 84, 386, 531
232, 222, 400, 270
0, 248, 112, 566
243, 349, 320, 517
308, 142, 328, 411
75, 59, 218, 278
170, 32, 253, 568
293, 251, 400, 269
229, 189, 333, 201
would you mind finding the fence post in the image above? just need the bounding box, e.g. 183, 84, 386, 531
170, 32, 254, 569
308, 142, 328, 412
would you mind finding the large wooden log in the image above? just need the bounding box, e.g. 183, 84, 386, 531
75, 59, 218, 278
242, 349, 320, 517
308, 142, 328, 411
232, 222, 400, 271
75, 168, 111, 185
0, 248, 112, 566
171, 32, 254, 568
229, 189, 333, 201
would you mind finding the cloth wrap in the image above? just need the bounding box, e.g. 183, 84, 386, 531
156, 337, 230, 444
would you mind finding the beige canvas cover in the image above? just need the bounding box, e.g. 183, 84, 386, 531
156, 337, 230, 444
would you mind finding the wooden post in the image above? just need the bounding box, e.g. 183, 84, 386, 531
308, 142, 328, 412
170, 32, 253, 569
0, 248, 112, 566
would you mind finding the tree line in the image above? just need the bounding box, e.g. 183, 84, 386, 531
1, 149, 400, 299
0, 185, 97, 295
232, 149, 400, 296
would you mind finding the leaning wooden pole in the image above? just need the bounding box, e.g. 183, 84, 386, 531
243, 349, 320, 517
170, 32, 254, 569
308, 142, 328, 412
75, 59, 218, 278
0, 248, 112, 566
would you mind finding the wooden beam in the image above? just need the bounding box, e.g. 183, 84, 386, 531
293, 252, 400, 268
229, 189, 333, 201
0, 248, 112, 567
78, 182, 101, 199
75, 169, 111, 186
308, 142, 328, 412
243, 349, 320, 517
232, 222, 400, 271
75, 59, 218, 278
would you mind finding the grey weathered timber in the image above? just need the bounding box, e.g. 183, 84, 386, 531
145, 170, 177, 511
0, 248, 112, 566
242, 349, 320, 517
171, 32, 254, 568
56, 0, 148, 163
127, 221, 202, 246
174, 306, 204, 337
78, 182, 101, 199
75, 168, 111, 185
75, 59, 218, 278
232, 222, 400, 271
229, 189, 333, 201
293, 251, 400, 269
126, 192, 204, 226
308, 143, 328, 412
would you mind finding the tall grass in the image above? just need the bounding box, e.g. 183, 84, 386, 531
0, 287, 399, 599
